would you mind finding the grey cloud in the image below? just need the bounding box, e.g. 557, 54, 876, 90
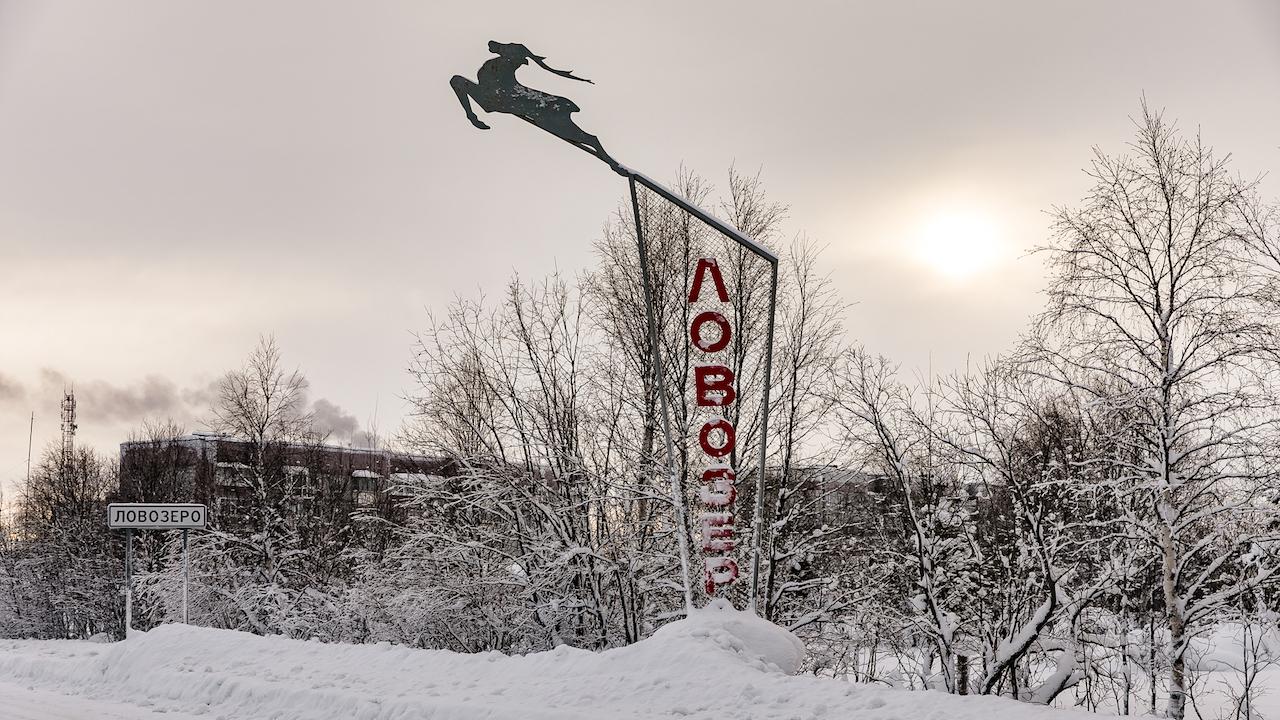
0, 373, 24, 405
351, 430, 380, 450
39, 369, 200, 424
23, 368, 366, 442
309, 398, 359, 440
181, 380, 219, 412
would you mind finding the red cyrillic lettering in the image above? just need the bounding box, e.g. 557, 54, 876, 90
695, 365, 736, 407
699, 512, 735, 553
698, 418, 736, 457
704, 556, 739, 593
688, 257, 729, 303
689, 311, 731, 353
699, 465, 736, 507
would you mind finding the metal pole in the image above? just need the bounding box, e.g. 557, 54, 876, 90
499, 132, 781, 611
124, 528, 133, 635
748, 260, 778, 612
624, 168, 780, 612
182, 529, 189, 624
630, 176, 694, 613
26, 412, 33, 485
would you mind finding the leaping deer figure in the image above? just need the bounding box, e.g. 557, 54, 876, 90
450, 42, 622, 174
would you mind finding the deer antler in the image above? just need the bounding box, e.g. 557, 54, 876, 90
528, 53, 593, 84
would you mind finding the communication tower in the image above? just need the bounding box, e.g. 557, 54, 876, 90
60, 389, 77, 467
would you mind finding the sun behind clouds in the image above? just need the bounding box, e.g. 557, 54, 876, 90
911, 209, 1005, 282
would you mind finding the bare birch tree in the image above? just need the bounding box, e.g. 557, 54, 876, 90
830, 351, 974, 693
759, 237, 853, 628
1027, 103, 1280, 719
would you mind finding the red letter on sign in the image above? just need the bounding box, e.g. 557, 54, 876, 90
690, 311, 731, 353
695, 365, 737, 407
699, 417, 736, 457
688, 257, 729, 303
704, 556, 739, 593
699, 512, 735, 552
700, 465, 737, 507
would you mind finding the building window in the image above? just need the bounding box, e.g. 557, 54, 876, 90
284, 465, 312, 493
215, 462, 251, 488
352, 469, 381, 493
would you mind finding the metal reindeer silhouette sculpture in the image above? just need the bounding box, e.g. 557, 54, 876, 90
450, 41, 622, 173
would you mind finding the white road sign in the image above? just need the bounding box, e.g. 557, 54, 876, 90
108, 503, 207, 530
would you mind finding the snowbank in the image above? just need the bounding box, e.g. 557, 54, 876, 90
645, 598, 807, 673
0, 605, 1119, 720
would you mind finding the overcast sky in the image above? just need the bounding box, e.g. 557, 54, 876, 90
1, 0, 1277, 498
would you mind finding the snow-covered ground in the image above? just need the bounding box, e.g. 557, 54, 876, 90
0, 680, 207, 720
0, 602, 1130, 720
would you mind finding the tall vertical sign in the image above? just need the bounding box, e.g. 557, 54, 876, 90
452, 43, 780, 610
689, 258, 739, 594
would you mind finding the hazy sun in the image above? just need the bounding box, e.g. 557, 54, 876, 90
912, 210, 1003, 281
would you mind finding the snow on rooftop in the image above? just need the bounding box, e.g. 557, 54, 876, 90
389, 472, 447, 484
120, 434, 446, 465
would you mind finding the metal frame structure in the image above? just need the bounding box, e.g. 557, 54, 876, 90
453, 48, 779, 609
624, 169, 777, 612
525, 127, 781, 610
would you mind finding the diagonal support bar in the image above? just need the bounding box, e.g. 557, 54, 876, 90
623, 169, 780, 265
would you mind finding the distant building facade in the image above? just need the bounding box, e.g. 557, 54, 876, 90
117, 432, 454, 526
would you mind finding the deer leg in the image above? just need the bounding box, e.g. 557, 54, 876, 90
538, 115, 623, 173
580, 133, 623, 174
449, 76, 490, 130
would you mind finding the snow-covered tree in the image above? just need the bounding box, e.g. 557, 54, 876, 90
1028, 103, 1280, 719
830, 351, 981, 692
400, 275, 647, 650
1, 447, 120, 639
758, 238, 864, 639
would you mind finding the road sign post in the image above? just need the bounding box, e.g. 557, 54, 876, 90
124, 528, 133, 632
182, 528, 189, 624
107, 503, 207, 633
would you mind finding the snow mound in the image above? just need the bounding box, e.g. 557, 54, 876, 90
1187, 622, 1280, 672
646, 598, 806, 673
0, 613, 1116, 720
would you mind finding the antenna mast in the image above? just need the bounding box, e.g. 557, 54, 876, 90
60, 389, 77, 469
26, 412, 34, 484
